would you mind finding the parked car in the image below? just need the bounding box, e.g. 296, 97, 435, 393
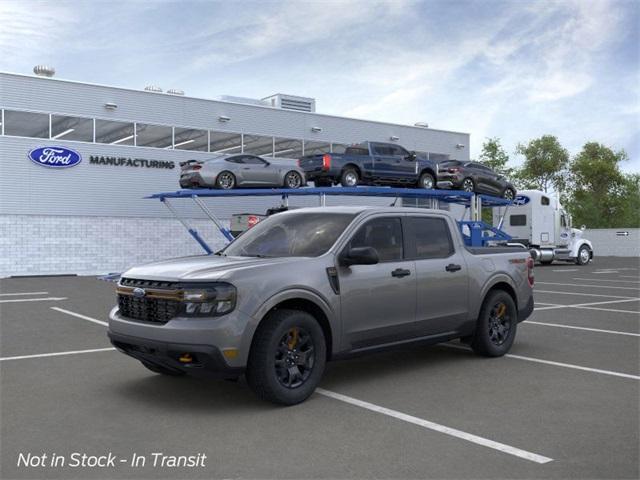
437, 160, 517, 199
108, 206, 534, 405
179, 154, 306, 189
298, 141, 438, 189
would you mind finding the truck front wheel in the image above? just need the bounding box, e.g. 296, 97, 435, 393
418, 172, 435, 189
576, 245, 591, 265
246, 309, 326, 405
470, 290, 517, 357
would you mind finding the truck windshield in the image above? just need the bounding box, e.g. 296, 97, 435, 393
222, 212, 356, 258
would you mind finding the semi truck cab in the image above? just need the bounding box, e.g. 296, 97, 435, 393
493, 189, 594, 265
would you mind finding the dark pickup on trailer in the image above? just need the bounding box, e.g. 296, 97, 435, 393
298, 141, 440, 189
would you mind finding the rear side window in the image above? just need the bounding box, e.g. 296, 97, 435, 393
408, 217, 454, 259
226, 156, 244, 164
345, 147, 369, 156
510, 215, 527, 226
349, 217, 403, 262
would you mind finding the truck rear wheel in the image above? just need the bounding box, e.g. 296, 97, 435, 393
340, 168, 359, 187
246, 309, 326, 405
470, 290, 517, 357
418, 172, 435, 189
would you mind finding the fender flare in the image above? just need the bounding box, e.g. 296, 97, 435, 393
570, 239, 594, 258
241, 288, 338, 358
472, 273, 519, 320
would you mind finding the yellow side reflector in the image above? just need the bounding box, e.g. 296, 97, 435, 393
222, 349, 239, 360
179, 353, 193, 363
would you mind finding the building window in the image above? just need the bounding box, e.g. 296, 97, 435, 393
210, 131, 243, 154
273, 137, 303, 159
135, 123, 173, 148
3, 110, 49, 138
95, 119, 135, 145
244, 134, 274, 156
303, 141, 331, 155
173, 127, 208, 151
51, 114, 93, 142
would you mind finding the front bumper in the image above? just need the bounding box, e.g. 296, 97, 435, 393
108, 306, 255, 374
108, 331, 244, 379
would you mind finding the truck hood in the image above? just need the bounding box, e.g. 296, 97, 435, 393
122, 255, 306, 282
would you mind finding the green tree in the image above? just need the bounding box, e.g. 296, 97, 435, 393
565, 142, 638, 228
479, 137, 512, 176
515, 135, 569, 193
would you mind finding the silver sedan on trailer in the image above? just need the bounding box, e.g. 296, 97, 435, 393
179, 154, 307, 189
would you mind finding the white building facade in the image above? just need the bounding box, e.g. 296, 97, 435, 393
0, 72, 470, 277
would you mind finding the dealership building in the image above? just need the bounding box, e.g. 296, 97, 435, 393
0, 69, 470, 277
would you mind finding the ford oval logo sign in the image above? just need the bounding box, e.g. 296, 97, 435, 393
513, 195, 530, 206
28, 146, 82, 168
132, 288, 146, 298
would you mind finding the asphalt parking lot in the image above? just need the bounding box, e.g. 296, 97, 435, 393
1, 256, 638, 479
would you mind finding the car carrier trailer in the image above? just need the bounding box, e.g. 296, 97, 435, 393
146, 186, 514, 253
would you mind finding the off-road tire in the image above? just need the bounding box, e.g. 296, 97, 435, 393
470, 290, 518, 357
246, 309, 326, 405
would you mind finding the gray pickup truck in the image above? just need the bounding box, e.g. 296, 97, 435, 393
108, 206, 534, 405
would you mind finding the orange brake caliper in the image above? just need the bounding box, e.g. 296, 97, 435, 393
496, 303, 506, 318
287, 327, 299, 350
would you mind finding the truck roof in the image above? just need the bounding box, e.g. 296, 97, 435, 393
279, 205, 454, 217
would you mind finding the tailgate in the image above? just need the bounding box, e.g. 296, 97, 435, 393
298, 154, 325, 172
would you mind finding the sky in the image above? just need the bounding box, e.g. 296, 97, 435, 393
1, 0, 638, 172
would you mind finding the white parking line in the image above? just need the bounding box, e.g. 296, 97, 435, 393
0, 291, 49, 296
573, 278, 640, 284
316, 388, 553, 464
536, 282, 640, 291
524, 321, 640, 337
535, 290, 637, 299
443, 344, 640, 380
0, 348, 116, 362
51, 307, 108, 326
621, 275, 640, 279
0, 297, 67, 304
551, 269, 579, 272
593, 271, 619, 274
533, 298, 640, 312
575, 306, 640, 315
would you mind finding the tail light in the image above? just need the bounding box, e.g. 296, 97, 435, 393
526, 257, 534, 287
297, 159, 301, 167
448, 167, 460, 173
322, 154, 332, 171
192, 165, 202, 170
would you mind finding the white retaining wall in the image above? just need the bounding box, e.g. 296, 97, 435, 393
584, 228, 640, 258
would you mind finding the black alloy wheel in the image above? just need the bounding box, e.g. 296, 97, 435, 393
487, 301, 512, 346
274, 327, 315, 388
470, 290, 517, 357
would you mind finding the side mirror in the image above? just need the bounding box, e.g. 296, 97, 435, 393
340, 246, 379, 267
263, 161, 270, 167
407, 151, 417, 161
581, 225, 586, 231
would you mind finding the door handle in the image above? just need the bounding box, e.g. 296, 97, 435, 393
445, 264, 462, 272
242, 167, 251, 170
391, 268, 411, 278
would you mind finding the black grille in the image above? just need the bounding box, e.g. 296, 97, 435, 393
118, 295, 180, 324
118, 278, 180, 324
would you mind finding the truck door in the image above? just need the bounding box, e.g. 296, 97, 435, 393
338, 216, 417, 350
406, 216, 469, 334
558, 211, 571, 247
371, 143, 397, 179
389, 144, 418, 182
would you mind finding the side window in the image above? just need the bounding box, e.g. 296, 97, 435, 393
349, 217, 403, 262
510, 215, 527, 226
373, 144, 393, 156
390, 145, 410, 157
242, 155, 267, 165
409, 217, 454, 259
561, 214, 567, 227
226, 156, 244, 164
541, 196, 550, 206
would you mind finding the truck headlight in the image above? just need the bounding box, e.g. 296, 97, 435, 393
181, 283, 236, 317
